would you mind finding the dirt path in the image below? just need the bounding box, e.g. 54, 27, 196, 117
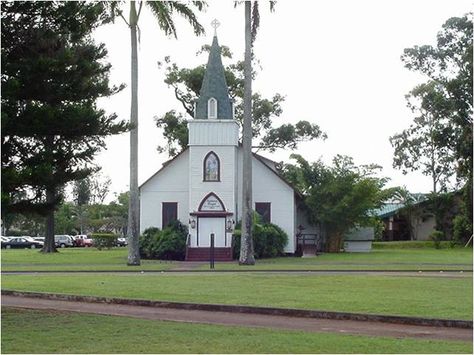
2, 295, 471, 342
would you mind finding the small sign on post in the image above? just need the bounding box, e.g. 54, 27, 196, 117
210, 233, 215, 269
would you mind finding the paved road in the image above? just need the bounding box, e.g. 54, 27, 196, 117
2, 295, 472, 342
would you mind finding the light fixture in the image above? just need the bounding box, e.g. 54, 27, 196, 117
226, 219, 235, 231
189, 219, 196, 229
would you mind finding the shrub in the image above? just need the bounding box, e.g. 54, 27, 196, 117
452, 215, 472, 247
429, 230, 444, 249
139, 227, 160, 259
372, 219, 385, 242
139, 221, 188, 260
232, 214, 288, 259
90, 233, 117, 250
372, 241, 452, 249
232, 229, 241, 259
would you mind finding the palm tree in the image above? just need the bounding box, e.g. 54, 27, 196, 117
111, 1, 206, 266
239, 1, 254, 265
239, 1, 274, 265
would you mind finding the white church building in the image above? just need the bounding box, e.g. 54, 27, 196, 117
140, 33, 318, 261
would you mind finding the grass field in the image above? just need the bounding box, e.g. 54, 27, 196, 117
1, 247, 472, 271
2, 273, 472, 320
0, 248, 174, 271
203, 248, 473, 270
2, 308, 471, 354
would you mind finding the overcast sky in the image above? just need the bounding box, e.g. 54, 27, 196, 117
92, 0, 471, 202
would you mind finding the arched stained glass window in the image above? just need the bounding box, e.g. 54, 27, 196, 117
208, 97, 217, 119
203, 151, 220, 181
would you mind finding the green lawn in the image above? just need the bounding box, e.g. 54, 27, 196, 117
203, 248, 473, 270
1, 247, 472, 271
0, 248, 174, 271
1, 308, 471, 354
2, 273, 472, 320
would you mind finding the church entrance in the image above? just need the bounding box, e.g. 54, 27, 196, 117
197, 217, 226, 247
186, 192, 233, 261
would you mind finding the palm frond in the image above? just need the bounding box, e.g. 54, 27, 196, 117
108, 1, 129, 26
168, 1, 206, 36
251, 1, 259, 45
269, 1, 276, 12
146, 1, 206, 38
146, 1, 176, 37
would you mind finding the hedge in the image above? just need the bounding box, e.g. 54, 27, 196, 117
90, 233, 117, 250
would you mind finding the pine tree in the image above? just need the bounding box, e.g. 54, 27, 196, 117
1, 2, 128, 252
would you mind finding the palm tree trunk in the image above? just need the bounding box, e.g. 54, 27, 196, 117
127, 1, 140, 266
239, 1, 255, 265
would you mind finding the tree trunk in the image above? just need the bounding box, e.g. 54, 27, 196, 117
42, 187, 57, 253
326, 230, 344, 253
127, 1, 140, 266
239, 1, 255, 265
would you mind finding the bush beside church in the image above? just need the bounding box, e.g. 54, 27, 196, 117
139, 221, 188, 260
139, 216, 288, 261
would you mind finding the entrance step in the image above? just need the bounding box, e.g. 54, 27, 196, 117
186, 247, 233, 261
302, 245, 317, 258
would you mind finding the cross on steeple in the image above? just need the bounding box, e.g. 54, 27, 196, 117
211, 19, 220, 36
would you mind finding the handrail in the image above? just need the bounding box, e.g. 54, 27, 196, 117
296, 233, 324, 252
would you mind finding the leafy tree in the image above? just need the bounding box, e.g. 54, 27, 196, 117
156, 49, 325, 157
391, 14, 472, 217
3, 212, 45, 237
390, 81, 456, 193
73, 179, 92, 207
392, 187, 429, 241
1, 2, 128, 252
282, 154, 391, 252
89, 172, 111, 204
86, 191, 129, 235
55, 203, 76, 235
109, 1, 206, 266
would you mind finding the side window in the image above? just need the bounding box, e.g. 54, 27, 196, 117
203, 151, 220, 181
162, 202, 178, 229
208, 97, 217, 119
255, 202, 271, 223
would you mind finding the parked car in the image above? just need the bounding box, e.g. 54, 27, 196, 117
2, 236, 44, 249
33, 237, 45, 243
83, 236, 93, 247
1, 236, 12, 248
116, 237, 128, 247
72, 235, 88, 247
54, 235, 74, 248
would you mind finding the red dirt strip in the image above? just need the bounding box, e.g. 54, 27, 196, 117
2, 295, 472, 342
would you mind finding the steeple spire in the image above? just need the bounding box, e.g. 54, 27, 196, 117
195, 23, 233, 120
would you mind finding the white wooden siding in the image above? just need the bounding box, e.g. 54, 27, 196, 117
188, 120, 239, 146
237, 150, 296, 253
140, 150, 189, 232
140, 145, 302, 253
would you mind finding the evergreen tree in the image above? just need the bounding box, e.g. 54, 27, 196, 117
1, 2, 128, 252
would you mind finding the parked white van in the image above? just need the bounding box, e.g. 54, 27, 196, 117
54, 235, 74, 248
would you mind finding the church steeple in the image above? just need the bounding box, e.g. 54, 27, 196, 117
195, 30, 233, 120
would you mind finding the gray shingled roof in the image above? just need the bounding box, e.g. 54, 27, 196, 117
195, 36, 233, 120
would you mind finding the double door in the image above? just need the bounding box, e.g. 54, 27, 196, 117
197, 217, 226, 247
